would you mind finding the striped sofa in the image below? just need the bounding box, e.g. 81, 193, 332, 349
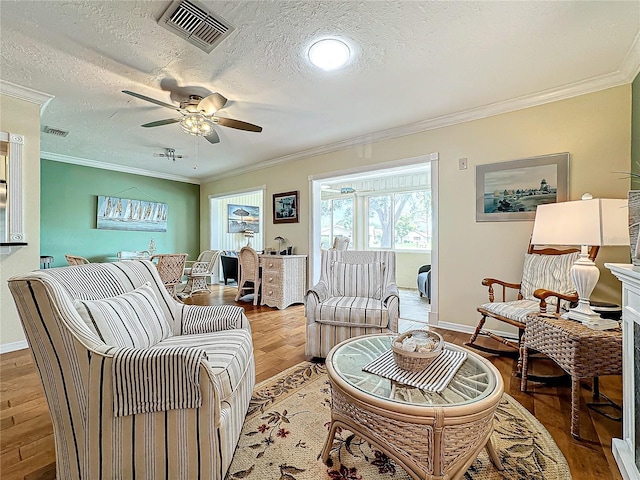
8, 260, 255, 480
305, 250, 400, 357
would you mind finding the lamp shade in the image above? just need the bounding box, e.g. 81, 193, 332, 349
531, 197, 629, 247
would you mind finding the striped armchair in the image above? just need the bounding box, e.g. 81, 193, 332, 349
305, 250, 400, 357
8, 260, 255, 480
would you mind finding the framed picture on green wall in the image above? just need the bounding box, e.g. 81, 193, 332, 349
97, 195, 168, 232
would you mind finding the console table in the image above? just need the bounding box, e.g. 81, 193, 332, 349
605, 263, 640, 480
258, 254, 307, 310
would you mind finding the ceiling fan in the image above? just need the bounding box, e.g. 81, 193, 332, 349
122, 90, 263, 144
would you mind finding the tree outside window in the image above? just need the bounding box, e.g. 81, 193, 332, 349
368, 191, 431, 250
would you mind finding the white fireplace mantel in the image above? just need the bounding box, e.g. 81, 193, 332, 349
605, 263, 640, 480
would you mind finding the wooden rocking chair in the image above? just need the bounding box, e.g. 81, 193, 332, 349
465, 243, 599, 364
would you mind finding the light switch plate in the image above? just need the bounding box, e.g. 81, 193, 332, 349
458, 158, 468, 170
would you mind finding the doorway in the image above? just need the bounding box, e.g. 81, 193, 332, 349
308, 153, 439, 325
209, 187, 265, 282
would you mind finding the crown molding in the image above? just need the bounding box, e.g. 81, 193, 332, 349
41, 151, 200, 184
0, 80, 54, 115
204, 65, 639, 184
620, 30, 640, 82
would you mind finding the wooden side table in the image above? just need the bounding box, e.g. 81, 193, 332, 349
520, 314, 622, 439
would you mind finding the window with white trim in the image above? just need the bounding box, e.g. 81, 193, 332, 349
367, 190, 431, 251
321, 197, 353, 249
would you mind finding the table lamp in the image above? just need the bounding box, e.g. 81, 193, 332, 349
530, 194, 629, 328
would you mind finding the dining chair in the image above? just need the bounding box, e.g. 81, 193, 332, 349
65, 254, 90, 265
181, 250, 221, 297
150, 253, 188, 299
235, 246, 261, 305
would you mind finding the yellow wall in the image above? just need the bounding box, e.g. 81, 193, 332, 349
202, 86, 631, 332
0, 95, 42, 347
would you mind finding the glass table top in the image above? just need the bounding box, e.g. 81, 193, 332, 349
330, 334, 497, 406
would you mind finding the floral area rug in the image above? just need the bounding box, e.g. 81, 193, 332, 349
226, 361, 571, 480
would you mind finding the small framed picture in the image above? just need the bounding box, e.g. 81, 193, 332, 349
273, 191, 299, 224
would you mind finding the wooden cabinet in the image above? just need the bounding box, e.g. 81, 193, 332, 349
259, 254, 307, 310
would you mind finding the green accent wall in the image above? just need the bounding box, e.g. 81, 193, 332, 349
41, 160, 200, 267
632, 71, 640, 188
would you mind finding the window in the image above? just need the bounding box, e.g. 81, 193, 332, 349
321, 197, 353, 249
368, 191, 431, 251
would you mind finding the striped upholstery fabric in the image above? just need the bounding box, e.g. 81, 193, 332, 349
112, 346, 206, 416
479, 299, 541, 324
7, 260, 255, 480
331, 261, 384, 299
316, 296, 388, 327
154, 329, 254, 401
74, 282, 171, 348
520, 252, 579, 307
305, 250, 399, 357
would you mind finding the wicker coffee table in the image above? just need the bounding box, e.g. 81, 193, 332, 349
321, 334, 504, 480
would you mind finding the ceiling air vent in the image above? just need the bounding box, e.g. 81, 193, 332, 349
43, 126, 69, 137
159, 0, 235, 54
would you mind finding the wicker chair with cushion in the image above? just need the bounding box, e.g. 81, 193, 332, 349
181, 250, 221, 297
8, 260, 255, 480
465, 243, 599, 362
65, 254, 90, 265
305, 250, 400, 358
331, 235, 350, 251
235, 246, 261, 305
150, 253, 188, 298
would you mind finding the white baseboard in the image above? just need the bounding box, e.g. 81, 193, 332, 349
436, 320, 518, 341
0, 340, 29, 354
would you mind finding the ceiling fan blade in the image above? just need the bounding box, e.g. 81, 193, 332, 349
204, 129, 220, 144
122, 90, 181, 112
141, 118, 181, 128
197, 93, 228, 115
215, 116, 263, 132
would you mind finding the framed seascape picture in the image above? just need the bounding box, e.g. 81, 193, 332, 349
476, 153, 569, 222
273, 191, 299, 224
228, 204, 260, 233
97, 195, 168, 232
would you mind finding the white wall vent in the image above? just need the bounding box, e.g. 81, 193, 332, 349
43, 126, 69, 137
159, 0, 235, 54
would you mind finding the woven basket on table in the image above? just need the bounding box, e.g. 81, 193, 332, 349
392, 330, 444, 372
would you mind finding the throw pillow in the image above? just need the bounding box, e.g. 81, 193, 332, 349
74, 282, 171, 348
332, 262, 384, 299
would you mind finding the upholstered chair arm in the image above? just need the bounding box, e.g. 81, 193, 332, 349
179, 304, 250, 335
304, 281, 329, 324
308, 280, 330, 302
482, 277, 523, 302
385, 293, 400, 333
533, 288, 578, 314
85, 344, 223, 478
382, 283, 400, 304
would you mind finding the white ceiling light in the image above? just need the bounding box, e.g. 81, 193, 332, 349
308, 38, 351, 71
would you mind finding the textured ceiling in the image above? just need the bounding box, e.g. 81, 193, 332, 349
1, 1, 639, 183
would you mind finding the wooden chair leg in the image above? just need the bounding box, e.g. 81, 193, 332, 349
468, 315, 487, 345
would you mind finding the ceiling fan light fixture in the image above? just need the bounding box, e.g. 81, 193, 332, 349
308, 38, 351, 71
180, 113, 214, 136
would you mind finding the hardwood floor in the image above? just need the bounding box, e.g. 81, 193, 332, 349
0, 284, 623, 479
